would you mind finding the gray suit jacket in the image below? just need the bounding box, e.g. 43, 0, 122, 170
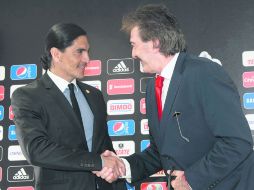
126, 52, 254, 190
11, 73, 126, 190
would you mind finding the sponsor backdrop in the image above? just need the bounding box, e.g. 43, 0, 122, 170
0, 0, 254, 189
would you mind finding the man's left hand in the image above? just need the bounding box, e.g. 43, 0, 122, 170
170, 170, 191, 190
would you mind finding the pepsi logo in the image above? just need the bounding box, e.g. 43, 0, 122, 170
10, 64, 37, 80
113, 122, 125, 133
107, 120, 135, 136
16, 66, 27, 78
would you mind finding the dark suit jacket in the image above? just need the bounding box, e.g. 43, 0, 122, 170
11, 74, 126, 190
126, 52, 254, 190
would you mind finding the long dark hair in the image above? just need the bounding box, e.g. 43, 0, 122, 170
40, 23, 87, 70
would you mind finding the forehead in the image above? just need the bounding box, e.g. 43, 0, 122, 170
70, 35, 89, 48
130, 26, 142, 43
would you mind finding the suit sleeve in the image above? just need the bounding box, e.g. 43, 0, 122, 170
125, 133, 163, 182
11, 87, 102, 171
185, 62, 253, 189
125, 80, 163, 182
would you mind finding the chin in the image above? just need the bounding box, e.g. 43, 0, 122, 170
143, 68, 152, 74
76, 73, 85, 79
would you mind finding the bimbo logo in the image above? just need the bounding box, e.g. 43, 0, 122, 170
107, 99, 134, 115
10, 64, 37, 80
108, 120, 135, 136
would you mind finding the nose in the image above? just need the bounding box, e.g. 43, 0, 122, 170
82, 52, 90, 63
131, 48, 137, 59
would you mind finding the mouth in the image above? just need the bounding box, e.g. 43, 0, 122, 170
79, 63, 87, 70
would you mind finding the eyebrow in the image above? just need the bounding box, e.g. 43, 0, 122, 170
76, 48, 87, 51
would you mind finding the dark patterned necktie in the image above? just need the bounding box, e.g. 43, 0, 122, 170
68, 83, 83, 125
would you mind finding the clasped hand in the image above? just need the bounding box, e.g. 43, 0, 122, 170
170, 170, 191, 190
93, 150, 126, 183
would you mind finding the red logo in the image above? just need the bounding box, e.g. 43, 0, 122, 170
84, 60, 101, 76
0, 86, 4, 101
243, 72, 254, 88
141, 182, 167, 190
9, 106, 14, 120
140, 98, 146, 114
107, 78, 134, 95
7, 187, 34, 190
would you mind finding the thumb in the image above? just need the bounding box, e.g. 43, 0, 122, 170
102, 150, 115, 157
171, 170, 184, 177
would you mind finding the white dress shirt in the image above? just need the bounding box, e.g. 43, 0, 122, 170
122, 53, 180, 181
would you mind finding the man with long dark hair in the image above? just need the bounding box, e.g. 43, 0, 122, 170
11, 23, 126, 190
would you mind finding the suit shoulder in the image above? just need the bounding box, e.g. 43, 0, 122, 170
184, 54, 235, 87
184, 54, 222, 70
77, 81, 102, 95
183, 53, 226, 77
11, 78, 43, 99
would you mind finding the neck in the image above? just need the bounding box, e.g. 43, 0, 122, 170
157, 54, 175, 74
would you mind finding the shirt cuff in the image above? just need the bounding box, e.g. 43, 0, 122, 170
121, 158, 132, 183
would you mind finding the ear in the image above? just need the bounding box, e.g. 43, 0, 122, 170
50, 47, 62, 63
152, 39, 160, 52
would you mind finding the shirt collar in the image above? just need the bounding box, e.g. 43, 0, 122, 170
160, 52, 179, 80
47, 70, 78, 92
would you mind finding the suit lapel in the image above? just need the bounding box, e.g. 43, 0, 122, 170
42, 74, 88, 149
150, 77, 161, 125
161, 53, 186, 122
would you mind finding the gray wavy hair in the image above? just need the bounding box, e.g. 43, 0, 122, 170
121, 4, 187, 56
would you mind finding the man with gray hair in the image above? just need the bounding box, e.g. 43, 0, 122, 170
95, 4, 254, 190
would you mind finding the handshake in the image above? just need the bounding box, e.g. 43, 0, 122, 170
93, 150, 191, 190
93, 150, 126, 183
